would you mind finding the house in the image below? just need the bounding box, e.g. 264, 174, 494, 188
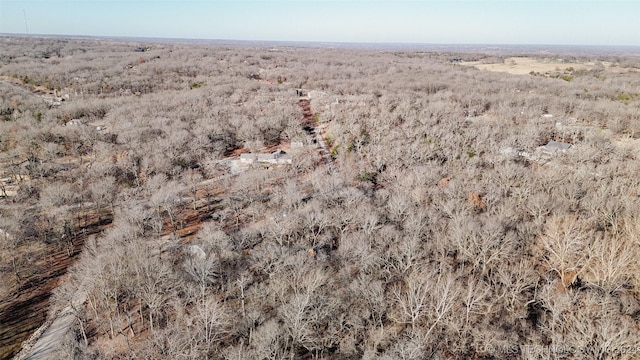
501, 141, 572, 163
536, 141, 572, 160
65, 119, 82, 126
240, 150, 292, 165
542, 140, 571, 152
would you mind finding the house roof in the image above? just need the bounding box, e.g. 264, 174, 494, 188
240, 150, 291, 161
544, 141, 572, 151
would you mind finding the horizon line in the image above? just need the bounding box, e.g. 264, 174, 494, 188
2, 33, 640, 52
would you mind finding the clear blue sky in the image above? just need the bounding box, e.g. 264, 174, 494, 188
1, 1, 639, 45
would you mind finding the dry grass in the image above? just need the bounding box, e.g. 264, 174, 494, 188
460, 56, 614, 75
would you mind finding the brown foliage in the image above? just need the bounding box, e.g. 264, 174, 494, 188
468, 191, 486, 211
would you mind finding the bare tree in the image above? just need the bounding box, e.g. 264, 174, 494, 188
130, 243, 174, 333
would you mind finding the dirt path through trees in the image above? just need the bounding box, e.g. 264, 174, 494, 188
298, 98, 334, 173
17, 290, 87, 360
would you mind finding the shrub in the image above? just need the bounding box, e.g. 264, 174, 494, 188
558, 74, 574, 82
189, 81, 205, 89
330, 144, 339, 159
616, 92, 637, 102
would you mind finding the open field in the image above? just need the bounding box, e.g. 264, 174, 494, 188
1, 37, 640, 359
459, 55, 640, 81
459, 56, 614, 75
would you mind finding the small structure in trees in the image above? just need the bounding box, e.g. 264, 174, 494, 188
500, 141, 571, 163
65, 119, 82, 126
240, 150, 292, 165
290, 139, 304, 149
500, 146, 530, 158
540, 140, 571, 154
532, 140, 572, 162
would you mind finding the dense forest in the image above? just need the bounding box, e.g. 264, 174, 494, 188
1, 36, 640, 359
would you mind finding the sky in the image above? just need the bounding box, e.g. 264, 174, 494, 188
1, 0, 639, 46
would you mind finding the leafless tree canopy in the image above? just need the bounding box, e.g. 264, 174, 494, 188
1, 37, 640, 359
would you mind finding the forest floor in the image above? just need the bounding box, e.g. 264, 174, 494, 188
0, 209, 112, 360
12, 195, 224, 359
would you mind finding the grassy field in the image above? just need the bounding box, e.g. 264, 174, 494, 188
460, 56, 618, 75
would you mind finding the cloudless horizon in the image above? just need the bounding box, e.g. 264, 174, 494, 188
1, 1, 639, 46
